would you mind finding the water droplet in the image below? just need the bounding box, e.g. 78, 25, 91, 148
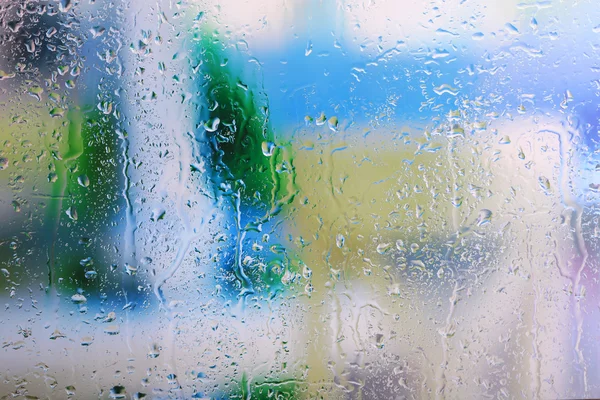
451, 196, 463, 208
204, 117, 220, 132
49, 107, 65, 118
104, 325, 120, 335
71, 293, 87, 304
148, 344, 160, 358
84, 270, 97, 280
530, 18, 538, 30
538, 176, 551, 193
0, 70, 15, 80
327, 116, 339, 131
66, 206, 78, 221
305, 40, 313, 56
90, 26, 105, 38
97, 101, 113, 115
80, 257, 93, 267
498, 135, 511, 144
28, 86, 44, 101
316, 113, 326, 126
125, 263, 138, 276
151, 208, 165, 221
302, 265, 312, 279
25, 39, 35, 53
0, 158, 8, 170
109, 385, 126, 399
476, 209, 493, 226
59, 0, 73, 12
261, 141, 275, 156
375, 334, 385, 349
305, 282, 314, 295
336, 234, 345, 248
50, 330, 66, 340
396, 240, 405, 251
433, 84, 459, 96
77, 174, 90, 187
376, 243, 391, 254
505, 23, 520, 35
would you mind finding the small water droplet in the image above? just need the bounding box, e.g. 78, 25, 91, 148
451, 197, 463, 208
261, 141, 275, 156
204, 117, 220, 132
66, 206, 78, 221
336, 234, 345, 248
109, 385, 126, 399
505, 23, 520, 35
538, 176, 551, 193
77, 174, 90, 187
151, 208, 165, 221
305, 40, 313, 56
49, 107, 65, 118
65, 385, 76, 396
376, 243, 391, 254
328, 116, 339, 131
90, 26, 105, 38
498, 135, 511, 144
80, 257, 93, 267
302, 265, 312, 279
84, 270, 97, 280
125, 263, 138, 276
59, 0, 73, 12
433, 84, 459, 96
148, 343, 160, 358
28, 86, 44, 101
316, 113, 326, 126
476, 209, 492, 226
71, 293, 87, 304
104, 325, 120, 335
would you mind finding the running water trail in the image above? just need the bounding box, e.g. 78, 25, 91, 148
527, 228, 541, 399
435, 136, 461, 399
45, 111, 83, 334
120, 128, 136, 354
540, 128, 588, 394
151, 121, 199, 398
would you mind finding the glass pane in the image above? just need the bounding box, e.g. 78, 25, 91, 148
1, 1, 599, 399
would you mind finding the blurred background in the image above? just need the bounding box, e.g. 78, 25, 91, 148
1, 0, 600, 399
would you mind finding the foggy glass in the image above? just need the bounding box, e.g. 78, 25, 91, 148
1, 1, 600, 399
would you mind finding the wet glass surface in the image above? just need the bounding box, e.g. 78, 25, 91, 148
1, 1, 600, 399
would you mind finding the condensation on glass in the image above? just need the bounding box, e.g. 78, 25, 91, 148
1, 0, 599, 399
